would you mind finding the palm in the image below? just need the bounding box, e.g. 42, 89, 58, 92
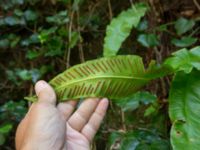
57, 98, 108, 149
66, 123, 89, 149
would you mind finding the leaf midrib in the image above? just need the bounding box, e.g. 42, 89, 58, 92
54, 75, 149, 91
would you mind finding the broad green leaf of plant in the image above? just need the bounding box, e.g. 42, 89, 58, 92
164, 46, 200, 73
114, 91, 157, 111
171, 36, 197, 47
25, 55, 160, 102
24, 9, 38, 21
0, 124, 13, 134
175, 17, 195, 35
109, 130, 170, 150
169, 69, 200, 150
137, 33, 159, 48
103, 3, 148, 57
136, 19, 148, 31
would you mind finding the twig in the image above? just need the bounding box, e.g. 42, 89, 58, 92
108, 0, 113, 20
193, 0, 200, 12
81, 2, 100, 30
154, 47, 167, 97
65, 10, 75, 68
120, 108, 127, 131
77, 10, 85, 63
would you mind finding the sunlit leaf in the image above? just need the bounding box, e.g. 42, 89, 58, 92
169, 69, 200, 150
103, 3, 148, 56
25, 55, 164, 102
164, 46, 200, 73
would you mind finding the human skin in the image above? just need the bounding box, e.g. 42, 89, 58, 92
15, 80, 109, 150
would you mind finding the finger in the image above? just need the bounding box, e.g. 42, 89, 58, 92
81, 98, 109, 142
15, 116, 29, 150
57, 100, 77, 121
68, 98, 100, 131
15, 103, 38, 150
35, 80, 56, 105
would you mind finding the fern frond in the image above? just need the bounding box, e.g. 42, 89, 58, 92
25, 55, 162, 102
51, 55, 151, 101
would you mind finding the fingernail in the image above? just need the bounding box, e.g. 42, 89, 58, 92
101, 98, 109, 110
35, 80, 48, 96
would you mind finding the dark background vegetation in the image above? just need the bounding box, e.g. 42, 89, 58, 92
0, 0, 200, 149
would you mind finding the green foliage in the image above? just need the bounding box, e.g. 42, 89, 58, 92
114, 91, 157, 111
46, 10, 69, 25
169, 69, 200, 150
108, 129, 170, 150
1, 0, 200, 149
103, 3, 148, 57
137, 33, 159, 48
69, 32, 79, 48
164, 46, 200, 73
0, 101, 27, 145
6, 67, 52, 85
171, 36, 197, 47
0, 123, 13, 145
174, 17, 195, 35
26, 55, 160, 101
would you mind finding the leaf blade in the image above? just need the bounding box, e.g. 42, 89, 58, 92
169, 69, 200, 150
50, 55, 150, 101
103, 3, 148, 57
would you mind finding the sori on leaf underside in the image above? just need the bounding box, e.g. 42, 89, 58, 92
24, 55, 172, 102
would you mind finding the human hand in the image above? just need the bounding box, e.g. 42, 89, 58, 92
15, 80, 109, 150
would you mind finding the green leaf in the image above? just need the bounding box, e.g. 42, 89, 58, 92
16, 69, 32, 81
137, 33, 159, 48
144, 101, 159, 117
103, 3, 148, 56
14, 9, 23, 17
26, 49, 41, 60
120, 129, 170, 150
108, 132, 122, 149
46, 10, 68, 25
24, 9, 38, 21
25, 55, 164, 102
136, 19, 148, 31
4, 16, 19, 26
171, 36, 197, 47
69, 31, 79, 48
21, 33, 40, 46
45, 36, 63, 57
175, 17, 195, 35
164, 46, 200, 73
115, 91, 157, 111
0, 100, 27, 122
38, 27, 57, 43
0, 39, 9, 48
169, 69, 200, 150
156, 24, 168, 32
0, 124, 13, 134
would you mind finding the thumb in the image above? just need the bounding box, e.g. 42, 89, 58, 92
35, 80, 56, 105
